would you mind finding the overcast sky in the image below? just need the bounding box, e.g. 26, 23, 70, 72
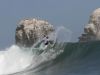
0, 0, 100, 48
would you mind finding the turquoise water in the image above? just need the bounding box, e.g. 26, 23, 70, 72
9, 41, 100, 75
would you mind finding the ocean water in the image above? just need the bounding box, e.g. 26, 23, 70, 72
17, 41, 100, 75
0, 26, 100, 75
0, 41, 100, 75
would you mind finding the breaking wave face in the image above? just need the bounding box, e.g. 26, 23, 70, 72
0, 26, 72, 75
1, 26, 100, 75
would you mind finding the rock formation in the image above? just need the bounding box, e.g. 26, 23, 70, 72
79, 8, 100, 42
15, 18, 54, 47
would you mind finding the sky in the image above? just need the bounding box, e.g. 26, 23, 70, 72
0, 0, 100, 48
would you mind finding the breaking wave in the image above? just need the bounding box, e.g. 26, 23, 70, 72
0, 26, 100, 75
0, 26, 72, 75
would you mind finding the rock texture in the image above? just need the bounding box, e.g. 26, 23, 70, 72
15, 18, 54, 47
79, 8, 100, 42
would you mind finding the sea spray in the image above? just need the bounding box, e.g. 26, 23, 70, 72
0, 45, 33, 74
0, 26, 72, 75
55, 26, 72, 43
25, 26, 72, 71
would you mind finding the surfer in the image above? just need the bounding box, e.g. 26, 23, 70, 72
44, 36, 49, 45
37, 35, 49, 50
43, 35, 54, 45
43, 35, 55, 47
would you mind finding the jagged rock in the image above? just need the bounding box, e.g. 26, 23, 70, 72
79, 8, 100, 42
15, 18, 54, 47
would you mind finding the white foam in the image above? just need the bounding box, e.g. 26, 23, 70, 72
0, 26, 72, 74
0, 45, 33, 74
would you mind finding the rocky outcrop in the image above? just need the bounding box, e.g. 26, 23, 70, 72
15, 18, 54, 47
79, 8, 100, 42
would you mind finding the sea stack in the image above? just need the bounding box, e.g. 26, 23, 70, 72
79, 8, 100, 42
15, 18, 54, 47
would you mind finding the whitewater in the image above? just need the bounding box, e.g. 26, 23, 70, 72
0, 26, 72, 75
0, 26, 100, 75
0, 45, 33, 74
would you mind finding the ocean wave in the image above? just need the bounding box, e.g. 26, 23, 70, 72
0, 26, 72, 75
9, 41, 100, 75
